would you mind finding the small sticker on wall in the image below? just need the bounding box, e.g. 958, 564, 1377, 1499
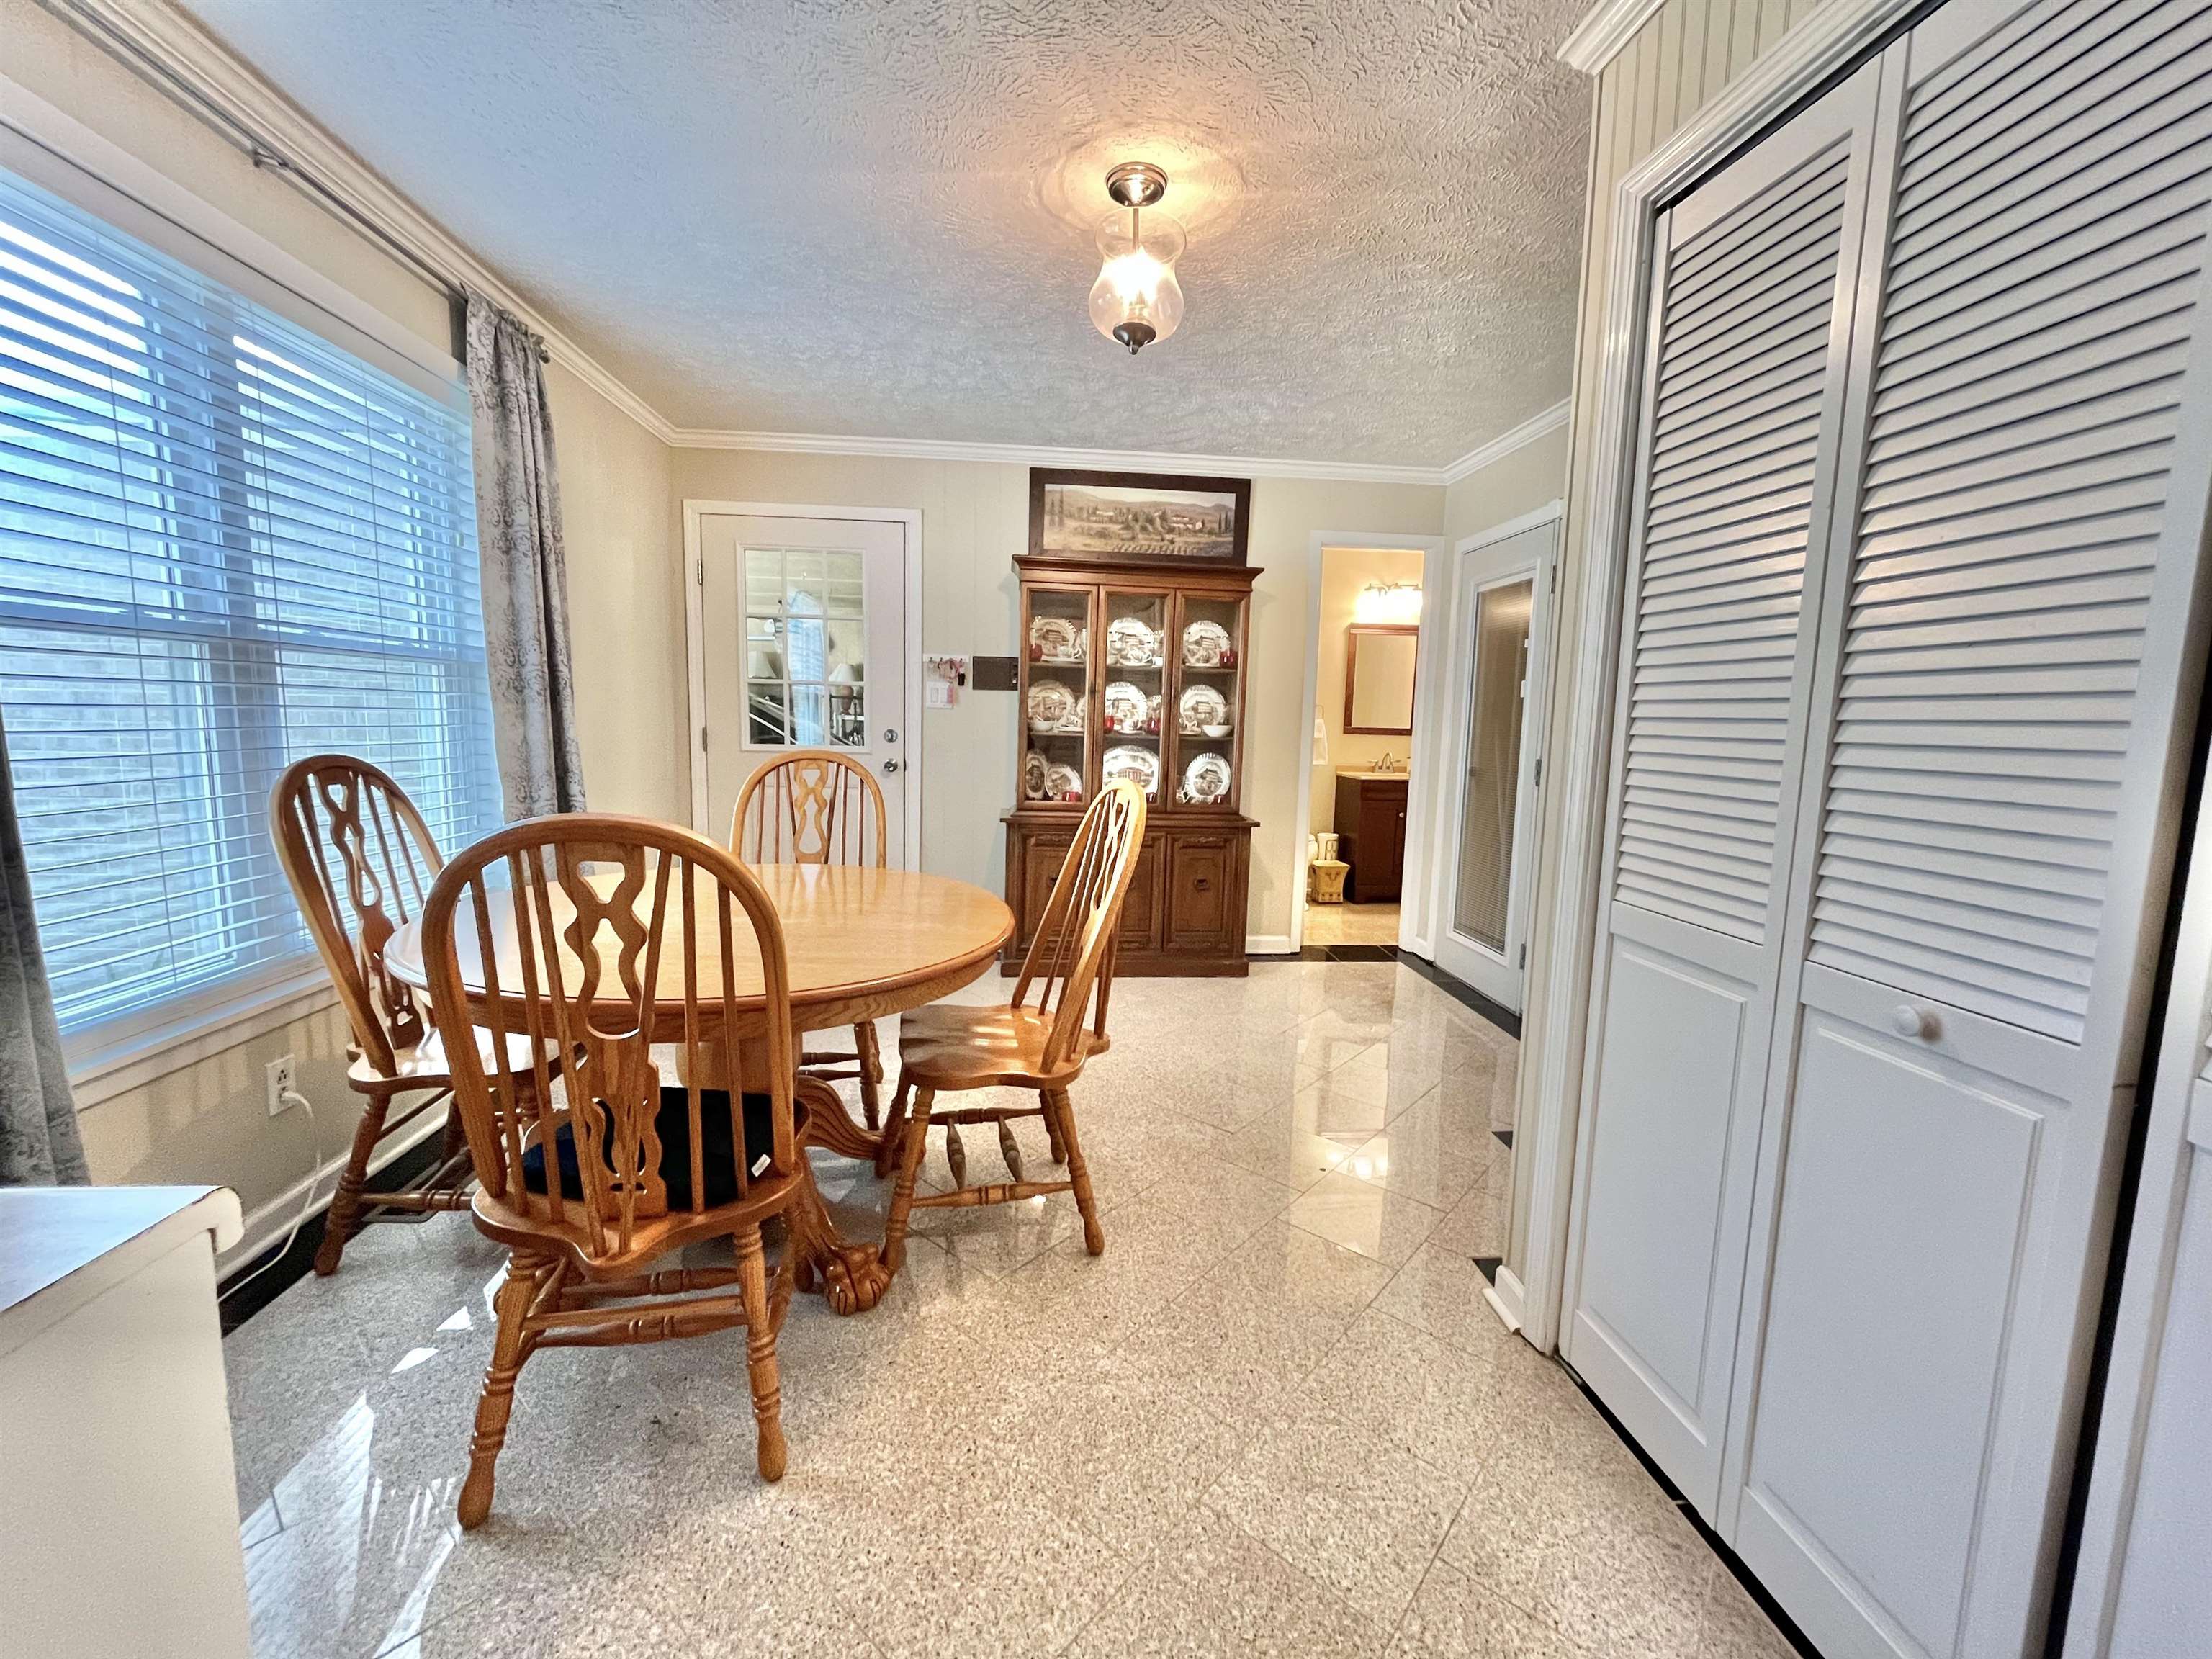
924, 655, 968, 708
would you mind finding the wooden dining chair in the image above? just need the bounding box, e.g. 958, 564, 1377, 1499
730, 749, 891, 1127
271, 755, 487, 1275
876, 779, 1147, 1267
421, 814, 807, 1524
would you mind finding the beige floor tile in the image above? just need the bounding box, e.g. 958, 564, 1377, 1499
1282, 1170, 1444, 1267
1069, 1507, 1388, 1657
1387, 1558, 1587, 1658
1697, 1568, 1798, 1659
1372, 1244, 1522, 1360
224, 961, 1763, 1659
1204, 1407, 1469, 1624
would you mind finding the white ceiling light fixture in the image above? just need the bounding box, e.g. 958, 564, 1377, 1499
1354, 581, 1423, 625
1088, 162, 1187, 355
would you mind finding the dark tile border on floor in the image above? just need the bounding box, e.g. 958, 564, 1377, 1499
1285, 943, 1402, 963
1557, 1357, 1827, 1659
217, 1133, 450, 1335
1393, 950, 1521, 1040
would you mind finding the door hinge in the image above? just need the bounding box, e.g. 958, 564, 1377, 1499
1519, 943, 1527, 968
1533, 757, 1542, 788
695, 557, 705, 587
700, 724, 709, 753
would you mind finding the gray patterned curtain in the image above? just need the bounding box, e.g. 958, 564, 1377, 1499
0, 709, 86, 1185
464, 291, 587, 819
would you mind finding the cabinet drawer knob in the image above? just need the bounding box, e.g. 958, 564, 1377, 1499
1194, 878, 1210, 891
1892, 1004, 1939, 1040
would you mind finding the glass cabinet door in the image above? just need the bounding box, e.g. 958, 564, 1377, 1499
1169, 591, 1245, 809
1020, 583, 1094, 806
1098, 586, 1169, 802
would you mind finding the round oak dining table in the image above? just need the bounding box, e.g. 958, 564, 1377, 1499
384, 863, 1014, 1313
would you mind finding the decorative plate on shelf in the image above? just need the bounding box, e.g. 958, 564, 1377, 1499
1177, 682, 1228, 734
1183, 619, 1233, 667
1105, 615, 1161, 667
1181, 751, 1233, 806
1102, 744, 1159, 796
1043, 762, 1084, 801
1028, 614, 1084, 662
1022, 749, 1049, 801
1102, 680, 1151, 732
1026, 677, 1077, 731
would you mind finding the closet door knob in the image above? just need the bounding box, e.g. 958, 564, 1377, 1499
1892, 1004, 1938, 1040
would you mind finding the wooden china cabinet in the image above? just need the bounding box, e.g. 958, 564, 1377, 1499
1004, 554, 1259, 976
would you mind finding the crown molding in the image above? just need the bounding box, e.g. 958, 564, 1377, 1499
1438, 400, 1571, 485
662, 425, 1452, 485
51, 0, 1572, 489
44, 0, 678, 442
1557, 0, 1668, 74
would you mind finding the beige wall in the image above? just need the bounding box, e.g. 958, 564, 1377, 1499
1310, 547, 1427, 834
666, 450, 1444, 943
1509, 0, 1830, 1276
8, 0, 674, 1220
1443, 421, 1570, 545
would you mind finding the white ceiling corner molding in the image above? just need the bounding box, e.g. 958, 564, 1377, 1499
1557, 0, 1669, 73
45, 0, 677, 442
660, 425, 1451, 485
1439, 400, 1571, 486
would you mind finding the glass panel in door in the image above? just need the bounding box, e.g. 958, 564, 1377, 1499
1172, 593, 1243, 809
1453, 577, 1533, 952
1100, 588, 1168, 801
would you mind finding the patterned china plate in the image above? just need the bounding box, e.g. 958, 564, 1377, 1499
1029, 615, 1084, 660
1022, 749, 1050, 800
1181, 750, 1233, 805
1178, 683, 1228, 734
1105, 616, 1161, 667
1026, 677, 1076, 730
1102, 744, 1159, 796
1103, 680, 1151, 732
1043, 762, 1084, 800
1182, 619, 1232, 666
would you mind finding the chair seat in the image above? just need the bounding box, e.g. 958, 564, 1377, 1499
896, 1001, 1100, 1091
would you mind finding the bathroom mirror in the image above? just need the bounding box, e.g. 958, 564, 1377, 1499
1344, 624, 1418, 734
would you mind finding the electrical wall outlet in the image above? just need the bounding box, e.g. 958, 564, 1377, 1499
265, 1053, 298, 1116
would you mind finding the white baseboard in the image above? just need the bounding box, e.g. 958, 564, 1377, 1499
1246, 934, 1296, 956
217, 1096, 452, 1277
1485, 1264, 1527, 1337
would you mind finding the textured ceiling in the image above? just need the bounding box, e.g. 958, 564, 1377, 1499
180, 0, 1591, 467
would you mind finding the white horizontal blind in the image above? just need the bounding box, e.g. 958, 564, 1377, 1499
1614, 139, 1853, 940
1808, 0, 2212, 1042
0, 167, 500, 1033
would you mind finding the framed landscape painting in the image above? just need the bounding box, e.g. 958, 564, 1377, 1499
1028, 468, 1251, 567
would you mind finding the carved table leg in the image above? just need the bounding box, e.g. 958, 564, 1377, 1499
781, 1156, 894, 1316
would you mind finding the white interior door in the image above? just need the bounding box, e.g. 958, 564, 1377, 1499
1723, 3, 2212, 1654
696, 513, 909, 860
1430, 515, 1555, 1008
1564, 60, 1885, 1513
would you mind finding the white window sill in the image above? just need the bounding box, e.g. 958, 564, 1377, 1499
64, 966, 341, 1112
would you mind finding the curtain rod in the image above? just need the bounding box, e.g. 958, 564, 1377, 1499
43, 0, 550, 361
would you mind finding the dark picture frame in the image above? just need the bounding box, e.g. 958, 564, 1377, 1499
1028, 468, 1252, 567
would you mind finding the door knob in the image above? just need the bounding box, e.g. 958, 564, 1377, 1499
884, 729, 899, 744
1892, 1004, 1938, 1040
881, 758, 901, 775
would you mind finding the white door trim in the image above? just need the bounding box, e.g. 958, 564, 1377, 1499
1427, 500, 1561, 1007
1519, 0, 1925, 1354
1290, 530, 1449, 955
680, 500, 926, 869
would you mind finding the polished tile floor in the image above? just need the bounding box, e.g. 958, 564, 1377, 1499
227, 961, 1794, 1659
1300, 899, 1401, 947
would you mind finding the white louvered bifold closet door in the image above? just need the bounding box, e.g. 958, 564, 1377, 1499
1724, 0, 2212, 1655
1563, 62, 1884, 1511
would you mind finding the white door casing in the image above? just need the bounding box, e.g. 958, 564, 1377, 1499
684, 505, 920, 865
1564, 60, 1887, 1514
1429, 505, 1559, 1008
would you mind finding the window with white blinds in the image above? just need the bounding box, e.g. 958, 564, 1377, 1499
0, 166, 501, 1036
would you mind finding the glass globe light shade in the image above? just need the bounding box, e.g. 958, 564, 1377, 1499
1089, 209, 1186, 354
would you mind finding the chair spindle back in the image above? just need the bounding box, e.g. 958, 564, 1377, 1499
421, 814, 800, 1261
271, 754, 444, 1076
1010, 779, 1148, 1074
731, 749, 888, 868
